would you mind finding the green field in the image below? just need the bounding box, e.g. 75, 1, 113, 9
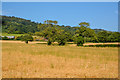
2, 33, 25, 37
2, 42, 118, 78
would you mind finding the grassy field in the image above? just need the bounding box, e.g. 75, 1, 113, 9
2, 33, 25, 37
2, 42, 118, 78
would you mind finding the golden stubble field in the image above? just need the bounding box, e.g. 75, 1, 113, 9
2, 41, 118, 78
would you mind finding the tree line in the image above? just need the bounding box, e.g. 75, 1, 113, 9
2, 16, 120, 45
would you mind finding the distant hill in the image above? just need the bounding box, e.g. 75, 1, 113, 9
2, 16, 38, 34
2, 16, 109, 34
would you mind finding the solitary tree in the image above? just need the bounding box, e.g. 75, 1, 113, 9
21, 35, 33, 44
74, 22, 96, 46
42, 20, 59, 45
43, 26, 58, 45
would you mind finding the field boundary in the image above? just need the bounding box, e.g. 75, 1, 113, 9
0, 40, 119, 45
1, 78, 119, 80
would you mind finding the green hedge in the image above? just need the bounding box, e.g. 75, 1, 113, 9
84, 44, 120, 47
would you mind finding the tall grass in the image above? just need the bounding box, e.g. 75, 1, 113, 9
2, 42, 118, 78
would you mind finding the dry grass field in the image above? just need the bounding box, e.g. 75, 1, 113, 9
2, 41, 118, 78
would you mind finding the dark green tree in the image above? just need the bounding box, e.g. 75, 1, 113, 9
21, 35, 33, 44
47, 38, 52, 45
42, 21, 58, 45
73, 35, 84, 46
97, 31, 109, 42
2, 36, 9, 40
57, 30, 67, 45
74, 22, 96, 46
107, 32, 120, 42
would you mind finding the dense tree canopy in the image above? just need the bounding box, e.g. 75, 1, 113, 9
2, 16, 107, 34
2, 16, 120, 45
21, 35, 33, 44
